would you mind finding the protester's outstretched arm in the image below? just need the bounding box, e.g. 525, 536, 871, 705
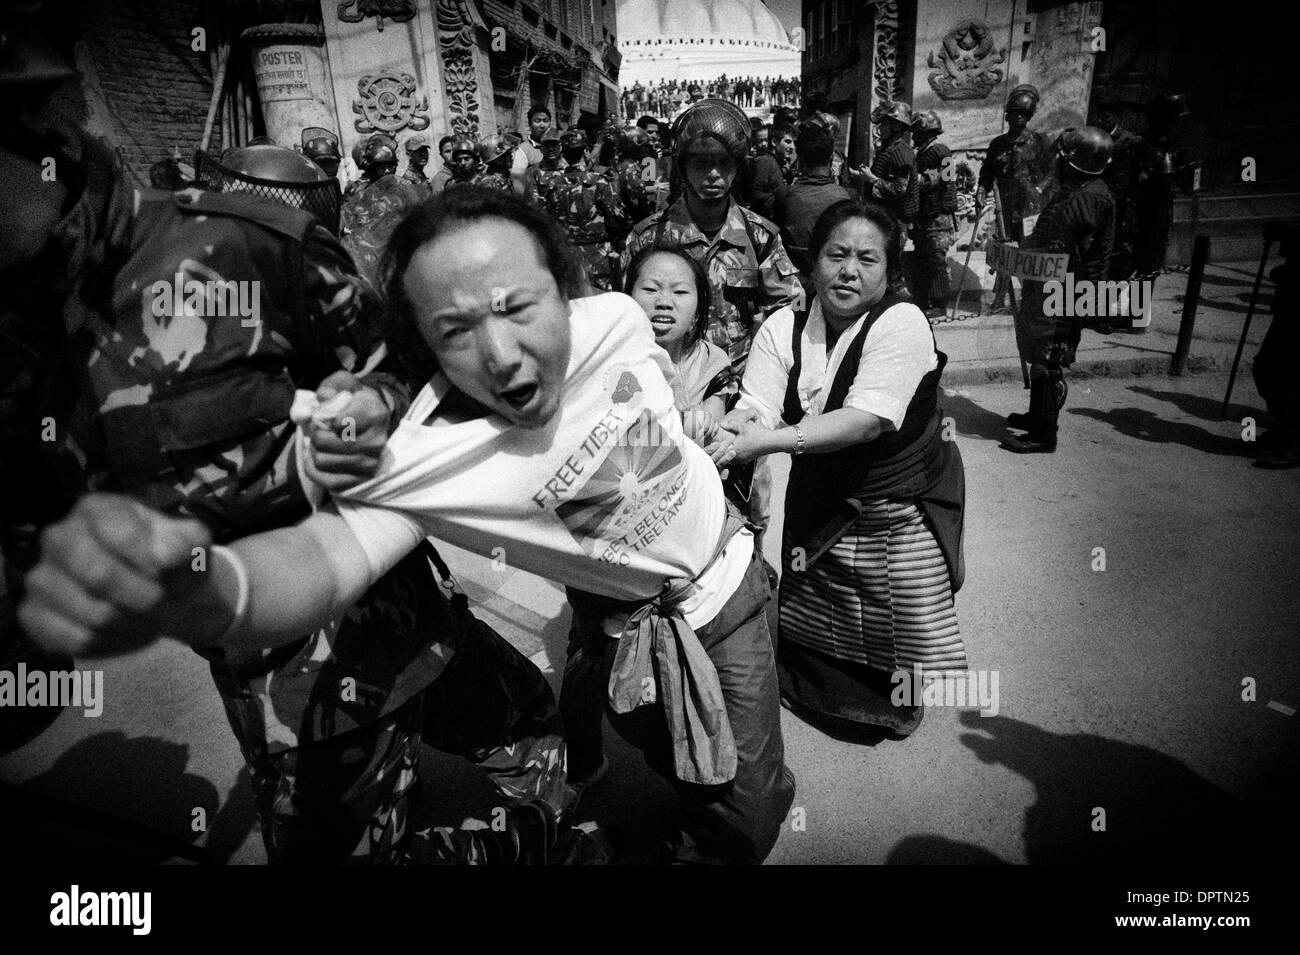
19, 494, 379, 660
708, 407, 884, 466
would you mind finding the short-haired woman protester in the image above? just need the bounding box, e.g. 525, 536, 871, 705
19, 188, 794, 865
624, 245, 734, 438
711, 200, 968, 737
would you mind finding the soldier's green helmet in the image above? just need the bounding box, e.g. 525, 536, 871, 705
301, 128, 341, 178
361, 132, 399, 171
871, 99, 912, 126
449, 135, 478, 158
1055, 126, 1114, 175
196, 143, 340, 233
911, 110, 942, 135
478, 133, 513, 165
671, 98, 750, 161
1006, 84, 1040, 114
302, 135, 341, 163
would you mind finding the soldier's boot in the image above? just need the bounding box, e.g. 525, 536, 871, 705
1006, 376, 1042, 430
1002, 375, 1058, 453
1007, 371, 1066, 429
406, 799, 614, 865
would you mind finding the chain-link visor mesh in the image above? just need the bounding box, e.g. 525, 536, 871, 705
671, 99, 751, 159
195, 150, 340, 233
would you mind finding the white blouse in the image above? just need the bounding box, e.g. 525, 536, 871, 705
737, 298, 938, 432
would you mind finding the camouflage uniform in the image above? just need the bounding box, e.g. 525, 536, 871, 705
533, 165, 567, 209
400, 168, 433, 200
470, 169, 514, 193
624, 198, 801, 539
545, 161, 630, 291
340, 173, 424, 290
623, 197, 802, 373
3, 128, 567, 864
612, 156, 656, 226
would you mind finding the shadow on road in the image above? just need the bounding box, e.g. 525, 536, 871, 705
1127, 385, 1259, 424
205, 765, 258, 863
886, 834, 1011, 864
1172, 293, 1273, 316
1068, 405, 1249, 456
1198, 271, 1271, 290
941, 389, 1020, 443
3, 731, 221, 862
938, 713, 1286, 865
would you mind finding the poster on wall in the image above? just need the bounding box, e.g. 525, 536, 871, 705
251, 45, 312, 103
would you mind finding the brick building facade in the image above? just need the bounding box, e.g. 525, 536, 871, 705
52, 0, 621, 188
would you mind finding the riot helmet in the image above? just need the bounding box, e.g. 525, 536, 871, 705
671, 98, 750, 162
1055, 126, 1114, 176
477, 133, 513, 166
196, 143, 340, 232
911, 109, 942, 136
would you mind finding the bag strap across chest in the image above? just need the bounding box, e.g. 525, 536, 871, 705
781, 293, 907, 424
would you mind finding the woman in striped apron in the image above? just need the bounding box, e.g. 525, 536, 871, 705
710, 199, 967, 738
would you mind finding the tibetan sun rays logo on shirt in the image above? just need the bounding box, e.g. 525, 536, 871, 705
550, 369, 687, 559
555, 408, 683, 543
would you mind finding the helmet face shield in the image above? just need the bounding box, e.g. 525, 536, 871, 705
671, 99, 750, 163
196, 147, 340, 233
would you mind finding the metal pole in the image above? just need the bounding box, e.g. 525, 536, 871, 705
200, 44, 229, 154
950, 202, 989, 320
1170, 234, 1210, 376
1220, 236, 1273, 415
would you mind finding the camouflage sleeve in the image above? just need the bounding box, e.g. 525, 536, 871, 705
757, 231, 805, 321
303, 225, 412, 425
621, 221, 652, 278
597, 178, 630, 246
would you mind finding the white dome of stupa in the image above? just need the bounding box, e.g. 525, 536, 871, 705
617, 0, 801, 85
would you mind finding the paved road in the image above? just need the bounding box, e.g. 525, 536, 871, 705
3, 371, 1297, 864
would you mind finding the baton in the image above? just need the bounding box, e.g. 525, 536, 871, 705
993, 182, 1030, 388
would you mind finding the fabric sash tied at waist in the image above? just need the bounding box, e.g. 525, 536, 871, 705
568, 508, 748, 787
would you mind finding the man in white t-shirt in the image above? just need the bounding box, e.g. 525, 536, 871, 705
21, 192, 794, 864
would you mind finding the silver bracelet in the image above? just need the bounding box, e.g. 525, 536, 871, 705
793, 424, 806, 455
211, 545, 250, 642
